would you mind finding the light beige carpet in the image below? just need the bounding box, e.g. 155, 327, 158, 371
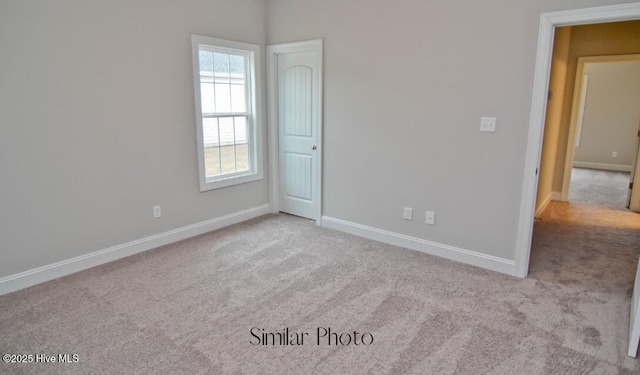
1, 210, 639, 374
569, 167, 630, 209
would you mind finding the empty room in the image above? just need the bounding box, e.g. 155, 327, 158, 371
2, 0, 640, 373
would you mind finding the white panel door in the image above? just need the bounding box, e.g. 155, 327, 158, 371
277, 51, 320, 219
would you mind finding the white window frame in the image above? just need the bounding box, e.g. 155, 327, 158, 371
191, 35, 263, 191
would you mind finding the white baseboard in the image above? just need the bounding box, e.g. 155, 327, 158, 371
0, 204, 271, 296
573, 161, 632, 172
321, 216, 515, 276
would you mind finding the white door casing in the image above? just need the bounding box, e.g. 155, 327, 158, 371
267, 40, 323, 222
629, 137, 640, 211
516, 2, 640, 278
517, 3, 640, 358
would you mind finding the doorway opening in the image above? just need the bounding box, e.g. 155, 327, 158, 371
515, 3, 640, 278
562, 56, 640, 210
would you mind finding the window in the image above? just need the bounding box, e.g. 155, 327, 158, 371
191, 35, 263, 191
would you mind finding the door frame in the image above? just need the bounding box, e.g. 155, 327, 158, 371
267, 39, 324, 224
561, 54, 640, 202
515, 3, 640, 278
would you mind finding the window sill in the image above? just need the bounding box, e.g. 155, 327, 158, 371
199, 171, 263, 192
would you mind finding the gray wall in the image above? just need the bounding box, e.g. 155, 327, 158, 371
267, 0, 635, 260
574, 61, 640, 168
2, 0, 637, 280
0, 0, 268, 278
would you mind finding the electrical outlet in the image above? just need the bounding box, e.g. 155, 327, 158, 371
426, 211, 435, 225
480, 117, 496, 132
403, 207, 413, 220
612, 151, 617, 158
153, 205, 161, 218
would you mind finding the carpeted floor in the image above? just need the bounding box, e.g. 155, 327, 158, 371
569, 167, 630, 209
1, 207, 640, 373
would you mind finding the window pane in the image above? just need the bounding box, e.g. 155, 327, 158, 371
202, 117, 219, 147
230, 84, 246, 112
234, 116, 247, 144
218, 117, 234, 146
199, 51, 213, 74
202, 116, 249, 176
213, 52, 230, 83
202, 51, 246, 114
218, 117, 234, 174
235, 116, 249, 172
235, 143, 249, 173
200, 82, 215, 113
203, 117, 222, 177
215, 83, 231, 113
229, 54, 244, 75
199, 50, 215, 113
205, 146, 221, 177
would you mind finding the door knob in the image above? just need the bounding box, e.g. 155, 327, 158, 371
311, 144, 317, 150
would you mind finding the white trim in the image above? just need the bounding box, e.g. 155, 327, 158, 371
267, 39, 323, 225
629, 260, 640, 357
573, 161, 632, 172
0, 204, 270, 296
322, 216, 515, 276
574, 74, 589, 148
267, 45, 280, 215
516, 3, 640, 278
191, 35, 264, 192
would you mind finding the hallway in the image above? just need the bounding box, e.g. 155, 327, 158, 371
530, 168, 640, 289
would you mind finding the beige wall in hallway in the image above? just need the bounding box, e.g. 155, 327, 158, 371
536, 27, 571, 215
574, 61, 640, 168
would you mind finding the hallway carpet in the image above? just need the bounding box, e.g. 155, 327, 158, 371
570, 167, 630, 209
1, 211, 640, 374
